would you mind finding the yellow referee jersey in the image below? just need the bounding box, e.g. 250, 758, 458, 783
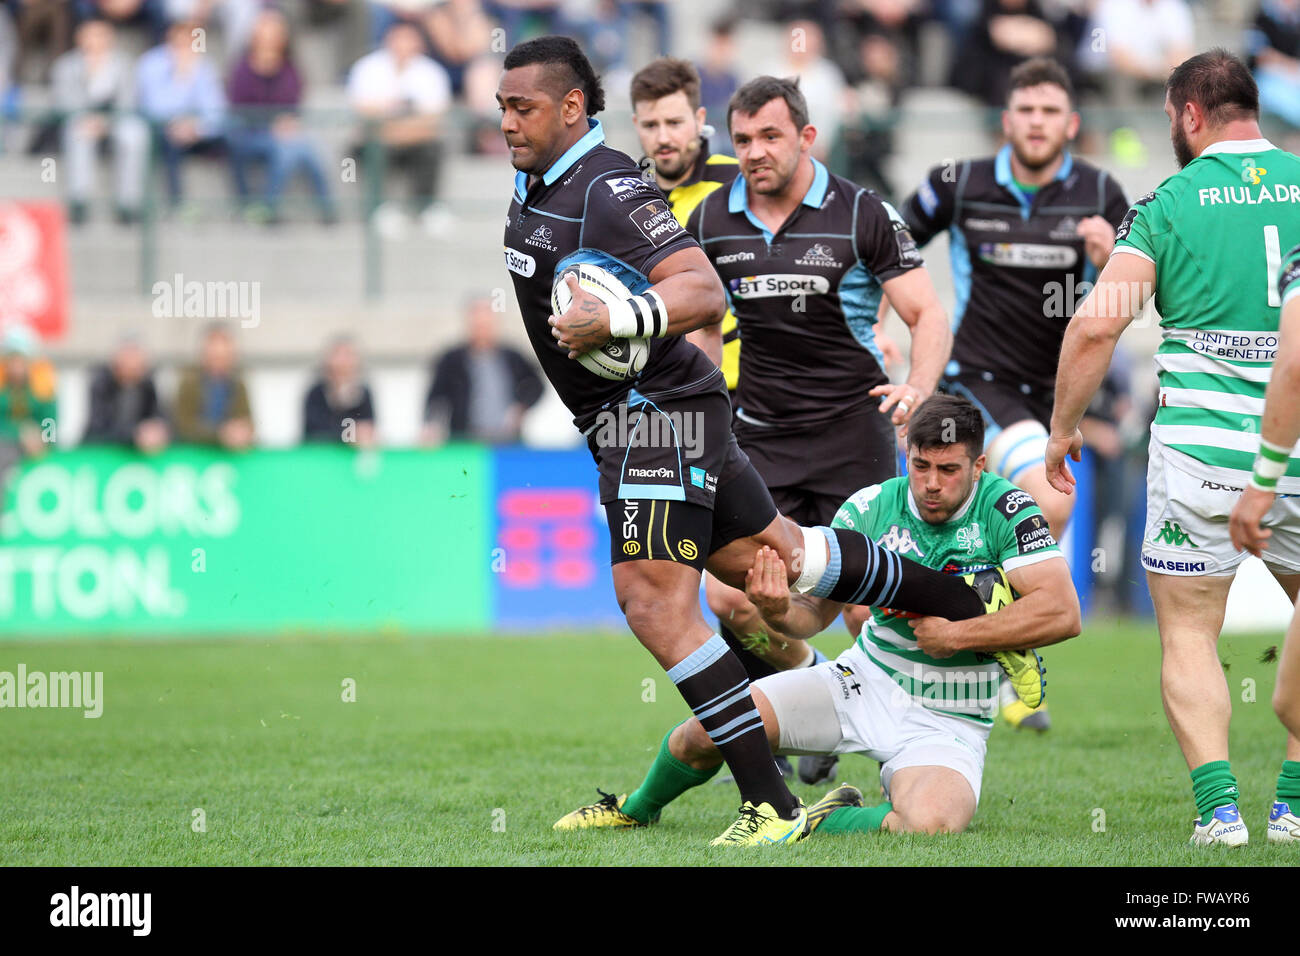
659, 140, 741, 392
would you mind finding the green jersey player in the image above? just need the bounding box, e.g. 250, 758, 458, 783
1229, 242, 1300, 844
1048, 50, 1300, 847
554, 395, 1080, 837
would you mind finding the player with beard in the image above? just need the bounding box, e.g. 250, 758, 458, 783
498, 37, 1021, 846
1048, 50, 1300, 846
899, 58, 1128, 730
676, 75, 961, 786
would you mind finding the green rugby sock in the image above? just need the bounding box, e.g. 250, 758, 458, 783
621, 724, 719, 824
1276, 760, 1300, 806
816, 802, 893, 834
1190, 760, 1240, 824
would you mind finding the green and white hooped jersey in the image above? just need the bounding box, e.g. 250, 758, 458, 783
1113, 140, 1300, 491
831, 473, 1063, 724
1283, 242, 1300, 308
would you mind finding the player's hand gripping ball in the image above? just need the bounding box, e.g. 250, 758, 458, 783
551, 263, 650, 380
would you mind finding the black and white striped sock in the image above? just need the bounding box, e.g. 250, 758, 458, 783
667, 634, 797, 816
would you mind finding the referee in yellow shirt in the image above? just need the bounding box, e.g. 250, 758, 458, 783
629, 59, 741, 394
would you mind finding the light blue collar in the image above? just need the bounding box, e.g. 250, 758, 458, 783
513, 118, 606, 198
994, 143, 1073, 219
727, 157, 829, 239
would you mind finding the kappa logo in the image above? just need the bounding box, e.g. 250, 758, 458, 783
1151, 520, 1198, 548
879, 524, 924, 557
794, 242, 840, 268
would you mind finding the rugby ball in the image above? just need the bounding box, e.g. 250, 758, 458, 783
551, 263, 650, 381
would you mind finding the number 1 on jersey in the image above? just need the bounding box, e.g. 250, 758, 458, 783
1266, 224, 1282, 308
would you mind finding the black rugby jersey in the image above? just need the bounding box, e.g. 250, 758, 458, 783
900, 145, 1129, 389
686, 158, 924, 427
503, 118, 718, 429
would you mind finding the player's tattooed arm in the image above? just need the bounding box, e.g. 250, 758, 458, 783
745, 546, 842, 641
550, 278, 613, 357
550, 247, 725, 356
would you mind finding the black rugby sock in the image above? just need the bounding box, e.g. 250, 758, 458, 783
667, 634, 798, 817
813, 527, 985, 619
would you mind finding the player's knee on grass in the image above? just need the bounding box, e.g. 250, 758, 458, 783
891, 805, 969, 835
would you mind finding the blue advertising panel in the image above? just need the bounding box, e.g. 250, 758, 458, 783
489, 448, 624, 631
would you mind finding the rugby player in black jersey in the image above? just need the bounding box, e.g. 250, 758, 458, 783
496, 36, 1011, 845
898, 57, 1128, 730
683, 75, 954, 784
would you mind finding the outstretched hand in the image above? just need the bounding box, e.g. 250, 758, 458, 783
1044, 430, 1083, 495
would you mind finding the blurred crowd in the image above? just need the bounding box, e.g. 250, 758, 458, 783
0, 298, 543, 472
1, 0, 1296, 224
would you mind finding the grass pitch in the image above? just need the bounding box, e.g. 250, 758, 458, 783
1, 619, 1293, 866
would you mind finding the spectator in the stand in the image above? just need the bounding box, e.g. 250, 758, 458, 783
482, 0, 561, 42
621, 1, 672, 58
775, 19, 849, 161
83, 336, 169, 453
368, 1, 438, 48
423, 299, 544, 445
12, 0, 74, 84
951, 0, 1057, 108
74, 0, 168, 45
163, 0, 265, 59
53, 17, 149, 226
1078, 0, 1193, 114
136, 19, 228, 209
568, 0, 630, 73
347, 19, 453, 238
0, 8, 16, 116
696, 17, 739, 140
836, 0, 923, 88
833, 28, 903, 194
423, 0, 497, 98
1248, 0, 1300, 134
303, 337, 377, 446
0, 324, 57, 477
227, 7, 337, 225
174, 323, 255, 449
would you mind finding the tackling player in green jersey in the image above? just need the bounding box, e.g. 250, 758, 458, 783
1048, 49, 1300, 846
555, 395, 1079, 837
1228, 242, 1300, 844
